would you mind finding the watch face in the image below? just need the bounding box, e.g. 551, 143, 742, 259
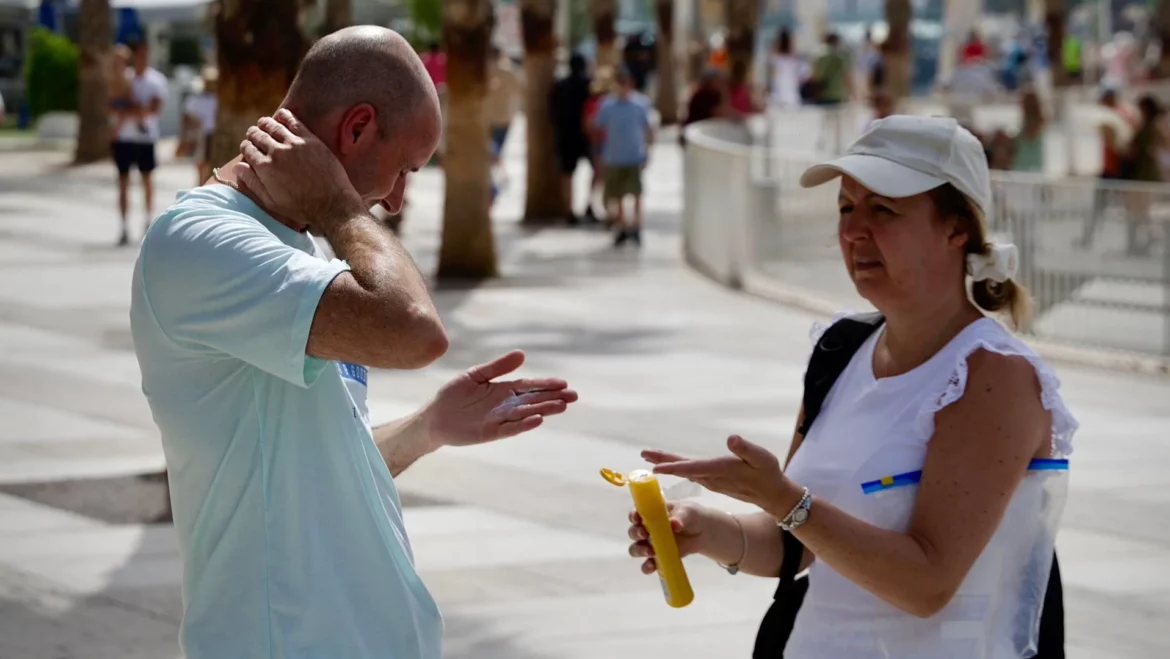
793, 508, 809, 524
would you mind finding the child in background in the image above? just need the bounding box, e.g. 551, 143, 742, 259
108, 44, 145, 136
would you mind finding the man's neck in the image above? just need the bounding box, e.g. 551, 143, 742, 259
208, 157, 309, 233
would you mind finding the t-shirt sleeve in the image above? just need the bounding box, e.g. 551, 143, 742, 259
141, 211, 351, 387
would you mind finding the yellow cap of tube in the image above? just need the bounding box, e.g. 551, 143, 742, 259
602, 467, 695, 608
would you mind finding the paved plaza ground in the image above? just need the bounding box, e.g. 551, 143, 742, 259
0, 126, 1168, 658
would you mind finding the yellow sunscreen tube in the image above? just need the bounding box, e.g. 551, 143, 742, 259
602, 467, 694, 608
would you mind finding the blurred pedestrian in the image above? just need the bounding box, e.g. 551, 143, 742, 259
421, 41, 447, 165
683, 68, 728, 142
960, 29, 988, 65
583, 65, 615, 223
768, 29, 804, 109
1011, 89, 1045, 173
486, 44, 522, 189
1119, 95, 1165, 255
107, 44, 137, 137
857, 27, 883, 96
184, 66, 219, 186
623, 32, 654, 92
810, 32, 853, 154
859, 90, 894, 133
727, 59, 757, 116
593, 68, 653, 247
111, 39, 167, 246
550, 53, 595, 225
421, 41, 446, 94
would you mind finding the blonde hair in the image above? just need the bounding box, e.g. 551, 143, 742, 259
929, 184, 1033, 329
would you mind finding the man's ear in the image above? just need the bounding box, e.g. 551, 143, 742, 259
337, 103, 378, 156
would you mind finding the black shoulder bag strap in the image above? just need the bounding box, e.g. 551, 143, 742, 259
751, 311, 1065, 658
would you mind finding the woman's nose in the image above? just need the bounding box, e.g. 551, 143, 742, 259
839, 211, 871, 243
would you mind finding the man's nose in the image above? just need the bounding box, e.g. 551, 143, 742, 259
385, 176, 410, 215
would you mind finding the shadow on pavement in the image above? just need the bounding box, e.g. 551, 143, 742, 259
0, 476, 559, 659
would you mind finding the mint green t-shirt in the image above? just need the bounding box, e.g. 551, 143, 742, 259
129, 185, 442, 659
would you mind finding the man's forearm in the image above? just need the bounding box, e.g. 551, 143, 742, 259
323, 212, 434, 318
373, 409, 436, 478
316, 207, 446, 369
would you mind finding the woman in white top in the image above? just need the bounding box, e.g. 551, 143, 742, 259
627, 116, 1077, 658
769, 29, 805, 109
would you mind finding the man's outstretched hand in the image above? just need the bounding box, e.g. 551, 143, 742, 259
424, 350, 578, 450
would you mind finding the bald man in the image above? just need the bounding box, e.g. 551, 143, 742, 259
129, 27, 577, 659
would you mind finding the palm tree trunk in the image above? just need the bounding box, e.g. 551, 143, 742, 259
1044, 0, 1066, 87
438, 0, 498, 280
725, 0, 759, 87
590, 0, 617, 69
74, 0, 111, 164
655, 0, 678, 125
322, 0, 352, 35
883, 0, 913, 99
520, 0, 567, 224
210, 0, 311, 170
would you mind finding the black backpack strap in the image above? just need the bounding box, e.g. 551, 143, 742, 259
797, 312, 885, 437
1034, 551, 1065, 658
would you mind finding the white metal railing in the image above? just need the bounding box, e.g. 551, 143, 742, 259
683, 119, 1170, 359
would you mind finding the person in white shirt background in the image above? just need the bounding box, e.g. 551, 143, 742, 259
768, 29, 805, 109
110, 39, 168, 246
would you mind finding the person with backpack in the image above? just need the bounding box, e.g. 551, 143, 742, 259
626, 115, 1077, 658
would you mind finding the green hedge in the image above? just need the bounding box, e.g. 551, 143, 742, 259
24, 27, 79, 120
170, 35, 204, 69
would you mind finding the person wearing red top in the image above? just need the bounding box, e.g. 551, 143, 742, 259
726, 59, 756, 116
960, 30, 988, 64
581, 66, 615, 224
420, 42, 447, 91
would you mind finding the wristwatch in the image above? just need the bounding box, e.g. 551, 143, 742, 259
779, 488, 812, 532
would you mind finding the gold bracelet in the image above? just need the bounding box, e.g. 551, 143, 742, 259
717, 512, 748, 575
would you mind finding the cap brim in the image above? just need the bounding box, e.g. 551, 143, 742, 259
799, 154, 946, 200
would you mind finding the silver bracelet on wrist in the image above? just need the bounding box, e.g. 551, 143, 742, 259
717, 512, 748, 575
779, 487, 812, 532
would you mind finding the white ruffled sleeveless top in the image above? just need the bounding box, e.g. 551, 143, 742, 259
784, 315, 1078, 659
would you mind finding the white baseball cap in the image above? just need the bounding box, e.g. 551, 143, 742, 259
799, 115, 992, 217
